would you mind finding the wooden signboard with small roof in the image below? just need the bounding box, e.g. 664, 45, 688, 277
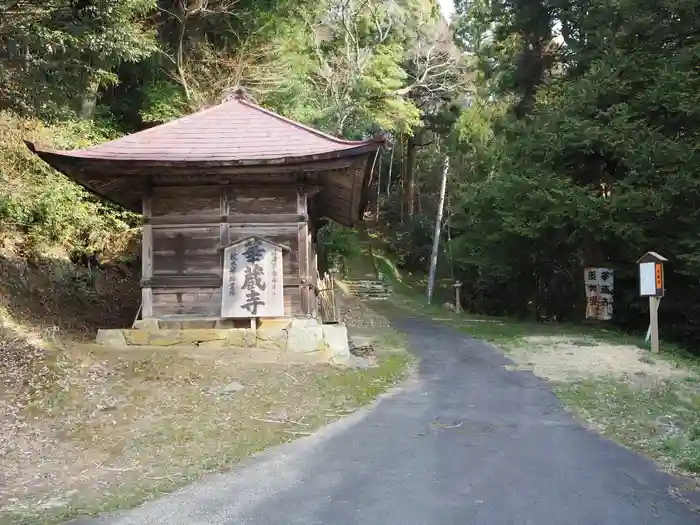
637, 251, 668, 353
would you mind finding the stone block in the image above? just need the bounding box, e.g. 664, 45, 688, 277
176, 330, 229, 344
122, 330, 151, 346
290, 317, 321, 329
256, 328, 288, 351
197, 339, 229, 348
257, 318, 292, 331
121, 329, 230, 347
286, 320, 324, 354
95, 329, 127, 346
227, 329, 257, 348
132, 319, 160, 331
322, 324, 351, 365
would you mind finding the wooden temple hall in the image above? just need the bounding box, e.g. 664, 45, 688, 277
27, 88, 383, 327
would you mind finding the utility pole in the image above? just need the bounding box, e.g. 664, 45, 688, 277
376, 154, 382, 217
427, 155, 449, 304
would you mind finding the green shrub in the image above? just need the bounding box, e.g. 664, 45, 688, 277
318, 223, 362, 272
0, 111, 137, 257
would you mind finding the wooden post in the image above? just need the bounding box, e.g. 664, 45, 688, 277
297, 188, 310, 316
454, 282, 461, 313
386, 143, 394, 197
141, 182, 154, 318
649, 296, 660, 353
376, 153, 382, 217
331, 273, 338, 323
638, 252, 667, 353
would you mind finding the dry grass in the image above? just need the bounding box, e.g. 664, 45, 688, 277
0, 333, 409, 525
505, 335, 690, 383
500, 335, 700, 480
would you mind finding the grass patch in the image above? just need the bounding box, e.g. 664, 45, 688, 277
556, 378, 700, 476
1, 343, 410, 525
316, 354, 410, 406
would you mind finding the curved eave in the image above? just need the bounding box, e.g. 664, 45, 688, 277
25, 138, 383, 167
25, 139, 383, 226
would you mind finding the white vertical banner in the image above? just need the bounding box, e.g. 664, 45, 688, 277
221, 237, 285, 318
584, 267, 614, 321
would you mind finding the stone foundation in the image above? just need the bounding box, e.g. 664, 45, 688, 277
96, 318, 351, 365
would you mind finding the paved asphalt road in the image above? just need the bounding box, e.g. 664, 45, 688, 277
93, 317, 698, 525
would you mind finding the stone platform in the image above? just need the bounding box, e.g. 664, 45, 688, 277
96, 318, 351, 365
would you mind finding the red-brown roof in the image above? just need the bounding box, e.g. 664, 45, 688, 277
25, 91, 383, 226
30, 92, 381, 162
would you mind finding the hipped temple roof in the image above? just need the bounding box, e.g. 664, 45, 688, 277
25, 89, 383, 226
27, 90, 381, 163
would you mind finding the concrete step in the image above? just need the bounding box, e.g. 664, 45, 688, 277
344, 279, 391, 300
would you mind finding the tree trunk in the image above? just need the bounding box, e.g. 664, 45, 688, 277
386, 142, 394, 197
77, 80, 99, 119
375, 153, 382, 217
427, 155, 449, 304
404, 133, 419, 218
399, 134, 405, 223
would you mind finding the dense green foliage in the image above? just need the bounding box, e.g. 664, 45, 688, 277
447, 0, 700, 346
0, 112, 137, 257
317, 223, 362, 273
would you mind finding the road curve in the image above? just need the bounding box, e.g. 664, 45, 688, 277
93, 316, 698, 525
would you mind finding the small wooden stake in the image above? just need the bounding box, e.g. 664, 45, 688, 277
649, 296, 660, 353
454, 282, 461, 314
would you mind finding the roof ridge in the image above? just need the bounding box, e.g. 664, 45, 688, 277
238, 99, 378, 146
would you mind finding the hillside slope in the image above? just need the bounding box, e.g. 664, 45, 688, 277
0, 111, 141, 340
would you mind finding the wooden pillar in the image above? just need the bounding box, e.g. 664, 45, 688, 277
297, 188, 310, 316
141, 183, 154, 318
310, 237, 319, 319
219, 190, 230, 319
220, 190, 230, 246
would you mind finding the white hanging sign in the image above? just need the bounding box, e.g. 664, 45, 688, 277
639, 262, 656, 296
221, 237, 286, 318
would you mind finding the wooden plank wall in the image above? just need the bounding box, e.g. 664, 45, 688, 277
142, 184, 311, 318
